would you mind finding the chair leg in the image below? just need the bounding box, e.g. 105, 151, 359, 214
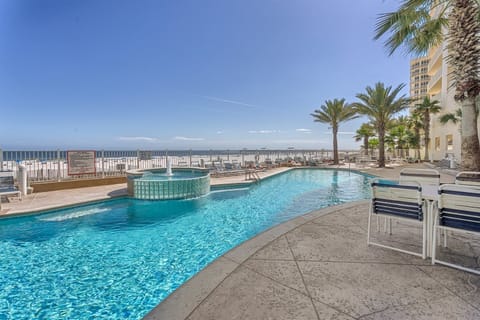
367, 203, 372, 245
422, 219, 427, 259
389, 218, 392, 235
443, 229, 448, 248
432, 223, 437, 265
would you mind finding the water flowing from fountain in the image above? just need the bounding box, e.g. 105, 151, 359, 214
165, 159, 173, 176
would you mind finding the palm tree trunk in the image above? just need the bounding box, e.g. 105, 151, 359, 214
424, 111, 430, 161
333, 126, 339, 165
378, 127, 385, 167
363, 136, 369, 156
460, 97, 480, 170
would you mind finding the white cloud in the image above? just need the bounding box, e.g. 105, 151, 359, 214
174, 136, 205, 141
216, 131, 223, 134
248, 130, 278, 134
118, 136, 159, 142
203, 95, 260, 108
323, 131, 355, 135
296, 128, 312, 133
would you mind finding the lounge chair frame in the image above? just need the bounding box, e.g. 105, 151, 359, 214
367, 179, 426, 259
432, 184, 480, 275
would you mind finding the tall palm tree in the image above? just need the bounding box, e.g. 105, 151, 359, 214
413, 96, 441, 161
311, 98, 358, 164
374, 0, 480, 170
352, 82, 410, 167
354, 123, 375, 155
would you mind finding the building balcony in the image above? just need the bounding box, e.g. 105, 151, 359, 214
427, 68, 442, 95
428, 47, 442, 73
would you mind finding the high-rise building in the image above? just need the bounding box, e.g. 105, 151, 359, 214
409, 57, 430, 103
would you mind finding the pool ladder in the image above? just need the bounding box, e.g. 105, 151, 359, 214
245, 169, 261, 183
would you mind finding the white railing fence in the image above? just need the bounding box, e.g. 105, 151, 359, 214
0, 149, 358, 183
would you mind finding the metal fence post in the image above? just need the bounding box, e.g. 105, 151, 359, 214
0, 147, 3, 171
102, 150, 105, 178
189, 149, 192, 166
136, 149, 140, 169
57, 149, 61, 181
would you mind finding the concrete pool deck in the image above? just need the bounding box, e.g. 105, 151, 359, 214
0, 163, 454, 216
145, 203, 480, 320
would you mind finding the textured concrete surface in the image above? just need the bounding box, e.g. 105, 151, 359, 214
146, 200, 480, 320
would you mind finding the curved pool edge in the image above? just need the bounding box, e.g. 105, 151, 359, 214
142, 199, 370, 320
2, 166, 376, 219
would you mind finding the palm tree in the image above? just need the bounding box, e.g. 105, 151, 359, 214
311, 99, 358, 164
354, 123, 375, 155
413, 96, 441, 161
374, 0, 480, 170
352, 82, 410, 167
439, 108, 462, 125
388, 123, 411, 158
407, 112, 423, 159
368, 137, 379, 156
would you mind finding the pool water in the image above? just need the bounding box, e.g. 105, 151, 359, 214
0, 169, 372, 319
140, 170, 206, 180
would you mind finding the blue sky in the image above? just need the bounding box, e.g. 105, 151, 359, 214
0, 0, 410, 150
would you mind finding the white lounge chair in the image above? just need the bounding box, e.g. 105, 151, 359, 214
455, 171, 480, 186
400, 168, 440, 187
432, 184, 480, 275
0, 172, 21, 210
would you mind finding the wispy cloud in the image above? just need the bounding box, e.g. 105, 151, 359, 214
323, 131, 355, 135
174, 136, 205, 141
216, 130, 223, 134
296, 128, 312, 133
248, 130, 278, 134
118, 136, 159, 142
203, 96, 260, 108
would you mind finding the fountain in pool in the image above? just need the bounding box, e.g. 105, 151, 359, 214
165, 159, 173, 177
126, 161, 210, 200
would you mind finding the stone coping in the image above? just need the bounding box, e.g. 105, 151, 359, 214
143, 200, 368, 320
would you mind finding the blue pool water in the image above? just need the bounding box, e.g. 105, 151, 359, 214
0, 169, 372, 319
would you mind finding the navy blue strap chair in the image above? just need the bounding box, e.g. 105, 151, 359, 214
432, 184, 480, 275
367, 179, 426, 259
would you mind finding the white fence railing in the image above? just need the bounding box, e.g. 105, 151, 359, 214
0, 149, 359, 183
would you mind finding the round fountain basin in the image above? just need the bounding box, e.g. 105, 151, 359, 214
126, 168, 210, 200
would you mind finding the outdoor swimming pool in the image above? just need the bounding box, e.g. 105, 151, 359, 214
0, 169, 373, 319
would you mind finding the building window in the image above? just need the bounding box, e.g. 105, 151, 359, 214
435, 137, 440, 151
446, 134, 453, 151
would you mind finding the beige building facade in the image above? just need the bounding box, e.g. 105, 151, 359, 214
426, 40, 462, 162
424, 4, 480, 164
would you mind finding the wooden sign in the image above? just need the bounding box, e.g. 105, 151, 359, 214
67, 151, 96, 175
